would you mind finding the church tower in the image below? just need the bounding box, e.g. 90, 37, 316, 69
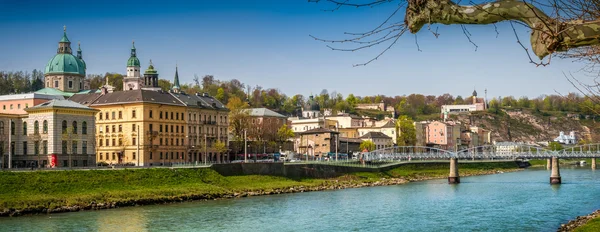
171, 65, 181, 93
44, 26, 86, 93
142, 60, 161, 91
123, 41, 143, 91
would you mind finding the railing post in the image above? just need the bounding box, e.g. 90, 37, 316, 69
448, 157, 460, 184
550, 157, 561, 184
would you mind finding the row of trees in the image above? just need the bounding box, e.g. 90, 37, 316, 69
0, 70, 44, 95
5, 70, 599, 119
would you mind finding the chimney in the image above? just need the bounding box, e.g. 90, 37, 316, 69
203, 92, 208, 97
101, 86, 108, 95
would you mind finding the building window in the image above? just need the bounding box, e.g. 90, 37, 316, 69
54, 80, 58, 88
176, 126, 179, 133
132, 110, 136, 118
43, 120, 48, 134
73, 160, 78, 167
112, 139, 115, 146
160, 152, 163, 159
171, 112, 173, 120
171, 152, 174, 159
62, 141, 67, 154
112, 125, 116, 133
34, 141, 40, 155
62, 120, 67, 134
99, 113, 103, 120
68, 80, 73, 89
149, 124, 153, 132
133, 152, 136, 160
100, 153, 103, 160
150, 152, 153, 160
118, 111, 123, 119
99, 139, 103, 147
17, 104, 20, 109
72, 121, 78, 134
72, 141, 78, 154
112, 153, 116, 160
165, 125, 168, 133
22, 122, 27, 135
105, 139, 109, 147
82, 121, 87, 134
176, 113, 179, 120
160, 125, 163, 132
160, 138, 163, 145
42, 141, 47, 155
133, 138, 136, 145
171, 125, 173, 133
160, 111, 163, 119
10, 121, 15, 135
0, 122, 3, 134
132, 124, 136, 132
23, 141, 28, 155
119, 138, 123, 146
118, 125, 122, 132
82, 141, 87, 155
149, 110, 153, 118
105, 112, 109, 120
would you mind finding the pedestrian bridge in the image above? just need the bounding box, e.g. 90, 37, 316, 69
361, 144, 600, 185
362, 144, 600, 161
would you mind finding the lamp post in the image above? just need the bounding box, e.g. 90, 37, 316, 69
244, 129, 247, 163
137, 125, 140, 166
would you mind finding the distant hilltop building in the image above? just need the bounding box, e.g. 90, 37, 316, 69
554, 131, 577, 145
441, 89, 487, 119
355, 100, 396, 115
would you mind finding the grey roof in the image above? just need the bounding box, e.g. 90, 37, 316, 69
169, 92, 228, 111
25, 99, 98, 111
360, 132, 392, 139
243, 108, 286, 118
300, 127, 339, 135
380, 120, 396, 128
0, 92, 64, 101
69, 89, 184, 107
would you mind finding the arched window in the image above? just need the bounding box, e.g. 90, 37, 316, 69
72, 121, 78, 134
34, 121, 39, 134
62, 120, 67, 134
22, 122, 27, 135
43, 120, 48, 134
82, 121, 87, 134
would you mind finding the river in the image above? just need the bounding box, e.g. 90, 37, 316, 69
1, 167, 599, 231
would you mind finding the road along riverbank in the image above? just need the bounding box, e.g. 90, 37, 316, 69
0, 162, 522, 217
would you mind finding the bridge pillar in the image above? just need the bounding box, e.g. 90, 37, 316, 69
592, 158, 597, 170
546, 158, 552, 170
448, 158, 460, 184
550, 157, 561, 185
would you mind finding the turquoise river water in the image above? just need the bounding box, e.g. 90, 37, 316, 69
1, 167, 600, 231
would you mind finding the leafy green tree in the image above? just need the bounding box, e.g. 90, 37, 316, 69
396, 115, 416, 146
216, 88, 225, 102
158, 79, 172, 91
548, 142, 564, 151
277, 124, 294, 142
359, 140, 376, 152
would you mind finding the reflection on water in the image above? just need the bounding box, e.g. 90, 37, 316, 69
0, 167, 599, 232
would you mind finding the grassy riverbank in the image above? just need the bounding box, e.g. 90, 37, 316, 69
0, 162, 521, 216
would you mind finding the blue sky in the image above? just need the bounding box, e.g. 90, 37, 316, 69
0, 0, 589, 99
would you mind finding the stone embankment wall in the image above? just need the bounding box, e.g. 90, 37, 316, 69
211, 161, 526, 179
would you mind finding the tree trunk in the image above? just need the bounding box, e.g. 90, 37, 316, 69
405, 0, 600, 59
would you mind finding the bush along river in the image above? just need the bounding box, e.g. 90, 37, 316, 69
0, 166, 599, 231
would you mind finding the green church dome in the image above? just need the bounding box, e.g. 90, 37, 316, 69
45, 53, 86, 76
127, 41, 140, 67
44, 27, 86, 76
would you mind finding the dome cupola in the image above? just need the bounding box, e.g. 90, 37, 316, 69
44, 26, 86, 76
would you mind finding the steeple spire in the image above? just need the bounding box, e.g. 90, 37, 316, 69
172, 65, 181, 92
77, 41, 82, 59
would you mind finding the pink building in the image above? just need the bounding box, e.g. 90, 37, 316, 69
425, 121, 461, 150
0, 93, 63, 115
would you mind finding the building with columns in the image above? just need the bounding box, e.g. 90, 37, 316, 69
0, 99, 98, 168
